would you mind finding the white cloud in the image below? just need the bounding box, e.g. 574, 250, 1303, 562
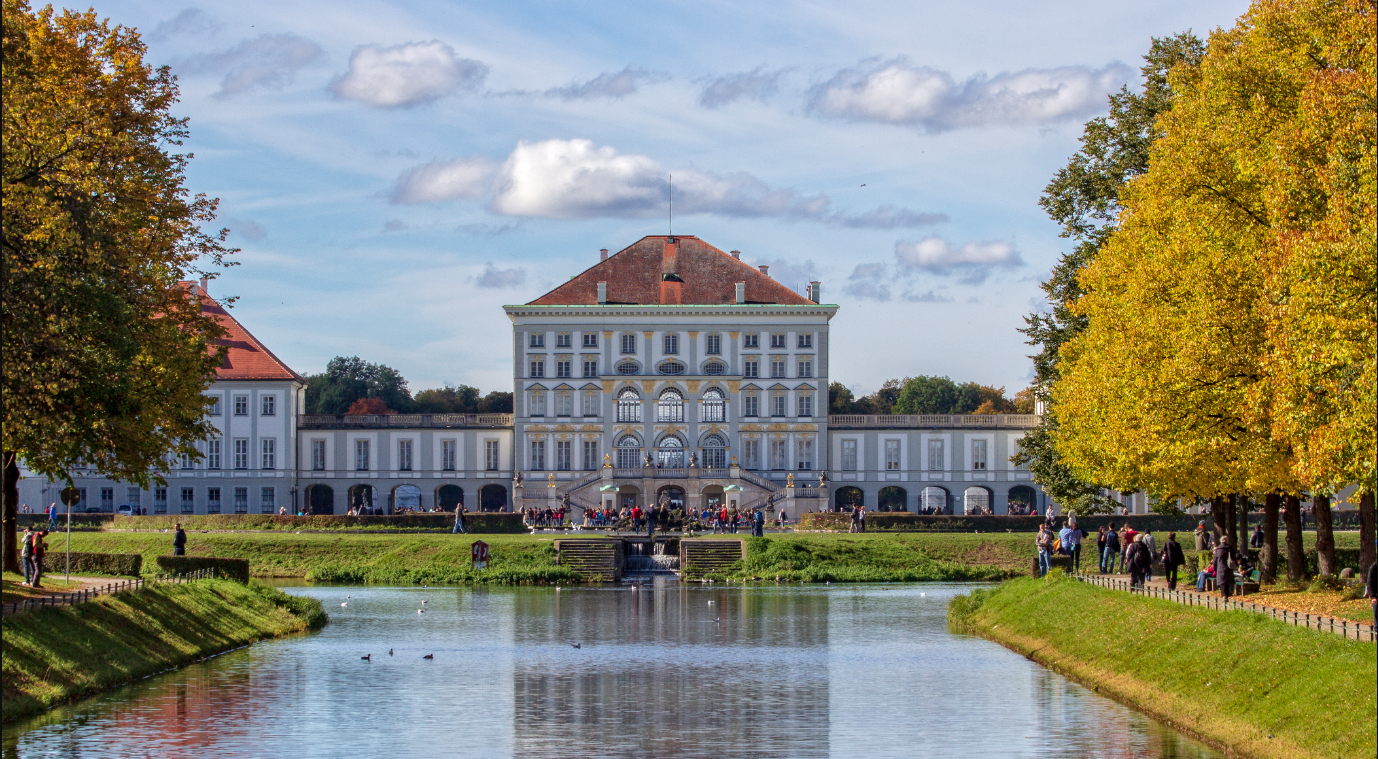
332, 41, 487, 108
697, 67, 787, 108
227, 217, 266, 241
474, 263, 527, 288
152, 8, 220, 41
902, 288, 954, 303
542, 67, 667, 100
485, 138, 942, 227
808, 58, 1131, 132
843, 263, 892, 301
182, 34, 323, 98
895, 236, 1023, 283
391, 156, 497, 204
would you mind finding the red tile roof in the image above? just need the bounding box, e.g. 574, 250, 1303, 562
527, 236, 817, 306
183, 283, 303, 382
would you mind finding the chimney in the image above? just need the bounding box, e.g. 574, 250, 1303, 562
199, 277, 209, 296
600, 248, 608, 262
735, 282, 746, 304
730, 250, 741, 260
597, 282, 607, 304
808, 281, 821, 303
758, 265, 769, 277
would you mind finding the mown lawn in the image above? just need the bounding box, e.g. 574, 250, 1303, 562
949, 575, 1376, 759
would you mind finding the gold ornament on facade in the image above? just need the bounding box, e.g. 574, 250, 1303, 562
603, 453, 612, 468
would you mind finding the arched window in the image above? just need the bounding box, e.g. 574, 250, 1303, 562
657, 361, 686, 376
964, 487, 992, 515
616, 360, 640, 375
702, 434, 727, 469
616, 435, 643, 469
616, 388, 642, 423
657, 436, 685, 468
700, 387, 726, 422
657, 388, 684, 423
921, 486, 949, 514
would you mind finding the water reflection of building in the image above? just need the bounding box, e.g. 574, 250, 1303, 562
511, 585, 831, 758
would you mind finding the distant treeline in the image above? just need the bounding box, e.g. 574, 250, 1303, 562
830, 377, 1034, 416
304, 356, 513, 415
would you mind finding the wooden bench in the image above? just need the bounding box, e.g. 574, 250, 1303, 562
1203, 576, 1259, 595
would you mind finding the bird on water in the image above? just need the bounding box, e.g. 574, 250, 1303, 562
389, 649, 394, 656
423, 654, 434, 659
361, 654, 371, 661
570, 642, 581, 649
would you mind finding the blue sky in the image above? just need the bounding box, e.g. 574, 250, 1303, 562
85, 0, 1250, 396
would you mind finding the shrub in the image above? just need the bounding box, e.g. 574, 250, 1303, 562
154, 556, 250, 583
49, 552, 142, 576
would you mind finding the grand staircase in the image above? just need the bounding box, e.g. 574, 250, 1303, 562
554, 539, 623, 581
680, 540, 746, 578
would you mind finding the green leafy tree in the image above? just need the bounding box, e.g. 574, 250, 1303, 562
1014, 31, 1206, 514
2, 2, 233, 571
828, 382, 857, 414
476, 391, 513, 414
413, 385, 482, 413
305, 356, 413, 414
894, 376, 958, 414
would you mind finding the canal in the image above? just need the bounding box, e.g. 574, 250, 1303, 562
4, 582, 1220, 758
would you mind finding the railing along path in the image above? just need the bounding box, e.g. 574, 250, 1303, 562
2, 568, 216, 618
1076, 572, 1376, 642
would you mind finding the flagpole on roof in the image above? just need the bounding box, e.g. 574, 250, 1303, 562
669, 173, 673, 237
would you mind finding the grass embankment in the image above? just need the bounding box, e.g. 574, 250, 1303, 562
707, 533, 1033, 582
949, 575, 1376, 759
2, 579, 325, 722
62, 532, 580, 584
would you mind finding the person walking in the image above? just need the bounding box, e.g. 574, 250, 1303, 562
1126, 534, 1150, 589
1194, 521, 1210, 551
1213, 535, 1237, 600
47, 502, 59, 532
1141, 530, 1158, 582
452, 504, 467, 534
1059, 520, 1082, 573
1161, 532, 1186, 590
1249, 523, 1264, 549
1035, 523, 1054, 577
778, 509, 788, 529
173, 523, 187, 556
30, 530, 47, 588
858, 506, 867, 533
20, 526, 36, 586
646, 504, 657, 538
1104, 523, 1121, 574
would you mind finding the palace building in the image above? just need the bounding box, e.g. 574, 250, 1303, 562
18, 236, 1049, 517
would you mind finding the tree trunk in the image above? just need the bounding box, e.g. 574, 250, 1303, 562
1360, 492, 1376, 579
1260, 492, 1280, 584
1211, 495, 1228, 547
1239, 494, 1251, 550
1313, 494, 1336, 577
2, 451, 18, 574
1227, 493, 1240, 551
1283, 494, 1304, 582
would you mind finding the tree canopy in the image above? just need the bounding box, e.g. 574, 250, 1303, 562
829, 378, 1030, 415
304, 355, 513, 414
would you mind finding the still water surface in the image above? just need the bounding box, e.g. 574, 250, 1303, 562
5, 582, 1220, 758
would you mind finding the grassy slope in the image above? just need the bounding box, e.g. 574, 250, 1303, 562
724, 533, 1032, 581
1, 580, 326, 722
950, 576, 1376, 759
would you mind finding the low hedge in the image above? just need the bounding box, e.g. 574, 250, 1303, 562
1183, 548, 1364, 576
107, 512, 526, 533
154, 556, 251, 583
41, 552, 143, 576
797, 511, 1366, 534
18, 513, 114, 529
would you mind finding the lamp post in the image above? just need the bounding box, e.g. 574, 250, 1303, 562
290, 486, 298, 515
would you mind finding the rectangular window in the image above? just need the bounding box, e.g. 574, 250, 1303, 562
355, 439, 370, 471
311, 440, 326, 471
234, 395, 248, 416
928, 439, 945, 471
842, 439, 858, 471
663, 333, 679, 354
621, 333, 636, 354
529, 358, 545, 378
582, 391, 600, 417
743, 333, 760, 349
556, 392, 572, 417
771, 393, 787, 417
797, 333, 813, 349
556, 333, 572, 348
582, 358, 598, 378
442, 440, 457, 471
885, 440, 900, 471
207, 439, 221, 470
556, 440, 571, 471
582, 332, 599, 348
556, 358, 572, 378
798, 393, 813, 417
154, 487, 168, 514
798, 437, 814, 470
770, 439, 788, 470
972, 439, 988, 471
260, 487, 276, 514
261, 394, 276, 416
207, 487, 222, 514
529, 333, 545, 348
261, 438, 276, 469
127, 487, 141, 509
706, 334, 721, 354
743, 357, 759, 378
797, 359, 813, 378
770, 333, 786, 349
209, 396, 222, 416
530, 440, 546, 471
743, 394, 760, 418
233, 438, 249, 470
582, 440, 599, 470
485, 440, 500, 471
397, 439, 413, 471
529, 391, 546, 417
234, 486, 249, 514
770, 357, 786, 378
180, 487, 195, 514
743, 438, 760, 469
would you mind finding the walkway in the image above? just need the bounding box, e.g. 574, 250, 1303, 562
2, 571, 213, 618
1076, 572, 1376, 642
